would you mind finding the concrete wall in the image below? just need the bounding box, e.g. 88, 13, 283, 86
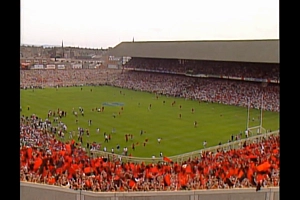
21, 182, 279, 200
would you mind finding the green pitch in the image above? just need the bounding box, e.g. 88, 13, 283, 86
20, 86, 279, 158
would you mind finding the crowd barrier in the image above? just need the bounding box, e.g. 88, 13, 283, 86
20, 182, 279, 200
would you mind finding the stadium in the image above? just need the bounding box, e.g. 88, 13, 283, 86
20, 39, 279, 200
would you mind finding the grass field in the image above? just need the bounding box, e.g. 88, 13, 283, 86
20, 85, 280, 158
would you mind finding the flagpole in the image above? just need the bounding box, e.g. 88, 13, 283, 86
261, 94, 265, 137
260, 94, 263, 130
246, 98, 250, 131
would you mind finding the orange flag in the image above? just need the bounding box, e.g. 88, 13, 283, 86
256, 161, 271, 172
163, 156, 172, 163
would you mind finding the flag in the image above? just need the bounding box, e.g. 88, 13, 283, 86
163, 156, 172, 163
256, 161, 271, 172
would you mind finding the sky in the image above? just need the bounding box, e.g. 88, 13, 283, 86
20, 0, 279, 49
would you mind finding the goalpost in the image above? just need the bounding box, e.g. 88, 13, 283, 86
246, 95, 266, 137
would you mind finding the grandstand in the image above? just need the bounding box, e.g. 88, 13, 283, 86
20, 39, 280, 196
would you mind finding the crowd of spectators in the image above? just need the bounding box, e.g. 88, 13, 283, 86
20, 67, 279, 112
124, 58, 279, 81
20, 114, 279, 192
119, 58, 279, 112
20, 67, 120, 88
111, 71, 279, 112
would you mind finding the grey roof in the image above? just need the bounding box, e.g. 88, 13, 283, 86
109, 39, 279, 63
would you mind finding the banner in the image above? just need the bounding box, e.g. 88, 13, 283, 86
72, 64, 82, 69
208, 74, 222, 78
32, 64, 44, 69
108, 64, 118, 69
57, 65, 65, 69
46, 64, 55, 69
194, 74, 208, 78
228, 76, 242, 80
270, 79, 279, 84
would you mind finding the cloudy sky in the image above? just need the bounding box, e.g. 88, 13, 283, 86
20, 0, 279, 48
